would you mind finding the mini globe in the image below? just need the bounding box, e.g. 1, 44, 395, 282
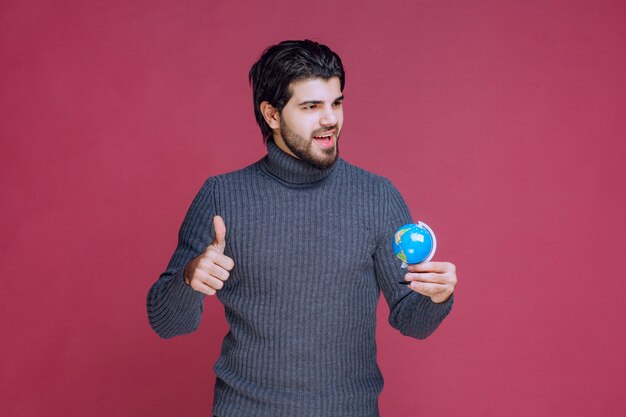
392, 222, 437, 266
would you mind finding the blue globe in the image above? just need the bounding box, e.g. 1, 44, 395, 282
392, 222, 436, 265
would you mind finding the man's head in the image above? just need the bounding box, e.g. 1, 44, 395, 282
249, 40, 345, 169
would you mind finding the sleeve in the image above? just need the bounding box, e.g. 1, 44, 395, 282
146, 177, 218, 338
373, 178, 454, 340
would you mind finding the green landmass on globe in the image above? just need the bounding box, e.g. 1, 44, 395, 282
394, 226, 411, 245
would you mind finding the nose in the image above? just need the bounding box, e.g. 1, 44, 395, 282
319, 105, 338, 126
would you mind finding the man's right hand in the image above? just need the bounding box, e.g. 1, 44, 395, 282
184, 215, 235, 296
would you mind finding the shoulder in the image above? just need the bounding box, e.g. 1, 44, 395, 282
339, 160, 410, 220
339, 159, 402, 196
198, 159, 262, 189
339, 160, 412, 235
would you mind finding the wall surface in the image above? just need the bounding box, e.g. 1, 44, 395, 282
2, 0, 625, 416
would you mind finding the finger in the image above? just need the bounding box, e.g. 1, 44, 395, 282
204, 275, 225, 290
408, 281, 448, 296
408, 261, 454, 274
191, 271, 224, 293
200, 251, 234, 271
189, 278, 217, 296
211, 215, 227, 253
206, 263, 230, 281
403, 272, 448, 284
212, 252, 235, 271
409, 281, 454, 303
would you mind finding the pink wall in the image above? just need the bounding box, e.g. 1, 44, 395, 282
2, 0, 625, 416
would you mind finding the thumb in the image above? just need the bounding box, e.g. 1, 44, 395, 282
211, 215, 227, 252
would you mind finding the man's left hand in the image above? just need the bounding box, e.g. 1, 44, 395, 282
403, 261, 457, 303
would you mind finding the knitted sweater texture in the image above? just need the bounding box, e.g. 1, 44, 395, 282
147, 140, 454, 417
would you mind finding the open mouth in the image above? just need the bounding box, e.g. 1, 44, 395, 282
312, 131, 335, 148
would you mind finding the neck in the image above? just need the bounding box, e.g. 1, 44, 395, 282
258, 139, 341, 186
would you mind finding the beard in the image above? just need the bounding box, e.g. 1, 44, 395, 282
279, 117, 340, 170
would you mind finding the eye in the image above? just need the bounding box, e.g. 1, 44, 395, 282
333, 101, 343, 107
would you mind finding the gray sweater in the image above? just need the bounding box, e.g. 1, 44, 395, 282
147, 140, 453, 417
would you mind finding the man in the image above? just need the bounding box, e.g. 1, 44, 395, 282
147, 39, 457, 417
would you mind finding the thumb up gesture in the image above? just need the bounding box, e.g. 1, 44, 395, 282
183, 215, 235, 296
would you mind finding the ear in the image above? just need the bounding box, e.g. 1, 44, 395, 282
260, 101, 280, 130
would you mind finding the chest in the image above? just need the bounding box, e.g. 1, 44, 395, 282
221, 185, 380, 291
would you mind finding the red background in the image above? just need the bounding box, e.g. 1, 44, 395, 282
2, 0, 625, 416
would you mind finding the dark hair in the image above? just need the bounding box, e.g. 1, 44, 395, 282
249, 39, 345, 142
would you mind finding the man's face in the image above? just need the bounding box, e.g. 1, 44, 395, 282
273, 77, 344, 170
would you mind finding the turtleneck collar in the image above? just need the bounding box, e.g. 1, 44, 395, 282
258, 139, 341, 186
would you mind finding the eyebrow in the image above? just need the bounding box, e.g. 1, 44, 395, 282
297, 95, 344, 106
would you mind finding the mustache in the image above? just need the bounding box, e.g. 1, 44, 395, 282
312, 126, 339, 136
